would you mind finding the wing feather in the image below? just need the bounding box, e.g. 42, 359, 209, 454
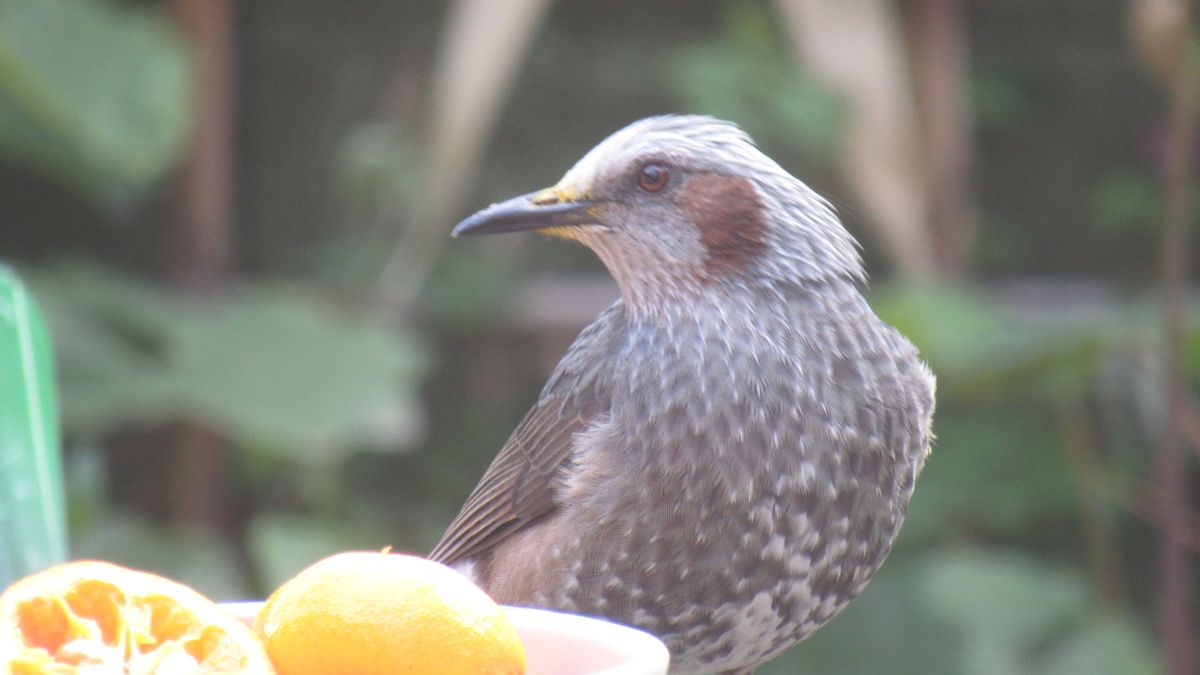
428, 303, 624, 565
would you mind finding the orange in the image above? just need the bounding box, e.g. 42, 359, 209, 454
255, 551, 525, 675
1, 560, 273, 674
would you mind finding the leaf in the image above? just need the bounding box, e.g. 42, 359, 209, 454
871, 283, 1107, 400
0, 0, 193, 207
334, 121, 421, 218
920, 548, 1090, 675
1034, 613, 1162, 675
246, 511, 402, 593
1089, 169, 1162, 236
900, 402, 1080, 540
28, 261, 429, 463
421, 241, 521, 326
246, 513, 349, 593
971, 69, 1036, 131
172, 286, 428, 462
70, 512, 250, 601
665, 1, 843, 162
31, 261, 186, 432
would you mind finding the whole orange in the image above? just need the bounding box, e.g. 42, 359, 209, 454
255, 551, 525, 675
1, 560, 274, 674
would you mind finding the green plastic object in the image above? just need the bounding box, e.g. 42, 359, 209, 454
0, 266, 67, 588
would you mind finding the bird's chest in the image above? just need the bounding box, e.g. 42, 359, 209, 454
556, 323, 803, 605
607, 315, 805, 485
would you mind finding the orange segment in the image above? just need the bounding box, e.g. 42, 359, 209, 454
1, 560, 273, 674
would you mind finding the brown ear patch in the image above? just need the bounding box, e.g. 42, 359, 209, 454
677, 174, 768, 278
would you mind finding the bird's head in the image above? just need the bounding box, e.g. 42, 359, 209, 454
453, 115, 863, 311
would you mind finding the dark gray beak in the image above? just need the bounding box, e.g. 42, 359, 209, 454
451, 191, 602, 237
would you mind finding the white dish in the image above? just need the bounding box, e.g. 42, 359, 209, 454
220, 601, 669, 675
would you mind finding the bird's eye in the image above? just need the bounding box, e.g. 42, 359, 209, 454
636, 163, 670, 192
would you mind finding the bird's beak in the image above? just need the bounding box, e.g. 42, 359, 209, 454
451, 189, 604, 238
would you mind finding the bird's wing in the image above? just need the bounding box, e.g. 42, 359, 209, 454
428, 303, 624, 566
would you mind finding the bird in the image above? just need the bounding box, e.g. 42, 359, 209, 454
429, 115, 935, 674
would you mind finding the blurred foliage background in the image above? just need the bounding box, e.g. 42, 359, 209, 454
1, 0, 1198, 672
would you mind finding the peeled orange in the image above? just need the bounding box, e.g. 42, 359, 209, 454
1, 560, 273, 674
254, 551, 525, 675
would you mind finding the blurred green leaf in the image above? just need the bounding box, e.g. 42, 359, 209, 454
422, 241, 522, 326
0, 0, 193, 207
246, 511, 400, 593
31, 262, 184, 431
1090, 169, 1162, 236
334, 121, 421, 220
30, 261, 429, 463
171, 286, 427, 462
246, 513, 351, 593
1034, 613, 1161, 675
71, 512, 249, 601
900, 402, 1080, 541
921, 548, 1090, 675
62, 441, 107, 534
872, 284, 1107, 399
916, 548, 1162, 675
971, 70, 1036, 130
665, 0, 843, 161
